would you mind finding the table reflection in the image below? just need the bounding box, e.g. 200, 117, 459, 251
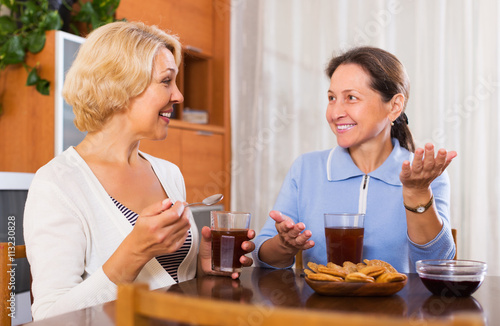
171, 275, 254, 303
252, 268, 303, 307
419, 295, 483, 317
305, 294, 408, 316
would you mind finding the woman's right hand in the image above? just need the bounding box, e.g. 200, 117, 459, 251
131, 199, 191, 259
258, 211, 315, 268
270, 210, 315, 253
103, 199, 190, 284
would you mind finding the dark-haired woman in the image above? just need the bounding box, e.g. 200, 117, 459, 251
253, 47, 457, 273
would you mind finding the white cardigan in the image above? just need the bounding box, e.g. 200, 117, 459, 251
23, 147, 199, 320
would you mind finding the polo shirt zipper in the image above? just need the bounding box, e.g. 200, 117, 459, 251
358, 174, 369, 214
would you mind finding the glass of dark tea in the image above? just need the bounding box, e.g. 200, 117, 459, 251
211, 211, 251, 272
324, 213, 365, 265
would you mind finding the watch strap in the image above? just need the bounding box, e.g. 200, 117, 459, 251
403, 194, 434, 213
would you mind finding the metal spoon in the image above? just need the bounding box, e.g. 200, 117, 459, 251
185, 194, 224, 207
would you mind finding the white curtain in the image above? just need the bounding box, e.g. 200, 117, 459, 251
230, 0, 500, 275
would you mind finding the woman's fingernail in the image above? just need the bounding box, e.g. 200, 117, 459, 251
177, 203, 185, 216
162, 198, 171, 207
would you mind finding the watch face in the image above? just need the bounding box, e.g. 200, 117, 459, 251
416, 206, 425, 213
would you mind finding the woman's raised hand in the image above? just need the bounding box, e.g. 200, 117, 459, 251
400, 143, 457, 191
256, 211, 315, 268
269, 210, 315, 253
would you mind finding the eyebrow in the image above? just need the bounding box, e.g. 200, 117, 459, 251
328, 88, 360, 94
157, 66, 178, 76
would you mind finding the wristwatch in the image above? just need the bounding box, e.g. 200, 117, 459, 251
404, 195, 434, 213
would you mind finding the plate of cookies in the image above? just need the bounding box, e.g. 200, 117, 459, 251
304, 259, 407, 296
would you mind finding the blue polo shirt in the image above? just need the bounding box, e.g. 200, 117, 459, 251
253, 139, 455, 273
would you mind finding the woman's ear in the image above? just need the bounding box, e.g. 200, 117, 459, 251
389, 93, 405, 121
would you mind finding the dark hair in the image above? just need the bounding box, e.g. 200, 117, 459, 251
325, 46, 415, 152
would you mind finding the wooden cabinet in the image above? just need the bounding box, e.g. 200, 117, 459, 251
169, 0, 214, 56
115, 0, 214, 55
0, 31, 57, 173
181, 129, 224, 203
139, 128, 182, 167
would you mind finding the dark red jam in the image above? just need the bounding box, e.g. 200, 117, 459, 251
420, 277, 482, 297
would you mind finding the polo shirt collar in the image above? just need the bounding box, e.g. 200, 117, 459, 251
326, 139, 411, 186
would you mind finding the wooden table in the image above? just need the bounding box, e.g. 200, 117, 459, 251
21, 268, 499, 325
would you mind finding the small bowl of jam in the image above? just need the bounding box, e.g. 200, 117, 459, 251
416, 260, 487, 297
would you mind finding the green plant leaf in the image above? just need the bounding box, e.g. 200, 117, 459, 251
20, 35, 29, 49
0, 16, 17, 34
61, 0, 74, 10
0, 34, 7, 46
39, 0, 49, 11
68, 23, 80, 35
25, 0, 41, 13
20, 14, 32, 25
90, 15, 102, 29
75, 2, 95, 22
95, 0, 111, 16
36, 79, 50, 95
44, 11, 63, 30
26, 67, 40, 86
27, 31, 46, 53
0, 0, 15, 10
2, 36, 25, 65
1, 0, 121, 102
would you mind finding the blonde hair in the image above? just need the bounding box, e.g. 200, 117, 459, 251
62, 21, 182, 132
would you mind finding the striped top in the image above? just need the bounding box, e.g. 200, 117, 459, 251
111, 197, 192, 283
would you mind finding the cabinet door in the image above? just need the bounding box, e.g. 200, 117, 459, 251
116, 0, 213, 55
115, 0, 174, 34
167, 0, 213, 55
139, 127, 182, 168
181, 129, 225, 205
0, 31, 56, 172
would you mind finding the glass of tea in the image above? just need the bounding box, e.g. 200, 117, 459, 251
324, 213, 365, 265
210, 211, 251, 273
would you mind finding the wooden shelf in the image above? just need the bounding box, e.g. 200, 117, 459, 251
168, 120, 225, 134
177, 51, 213, 124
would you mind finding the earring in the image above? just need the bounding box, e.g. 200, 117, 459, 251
391, 121, 394, 126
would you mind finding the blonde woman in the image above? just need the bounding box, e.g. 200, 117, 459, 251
24, 21, 255, 321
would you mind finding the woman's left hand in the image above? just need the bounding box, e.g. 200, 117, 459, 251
400, 143, 457, 191
198, 226, 255, 279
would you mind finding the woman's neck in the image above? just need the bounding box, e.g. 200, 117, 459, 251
75, 127, 142, 166
348, 137, 394, 174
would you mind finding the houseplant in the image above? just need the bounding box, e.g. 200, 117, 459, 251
0, 0, 63, 97
0, 0, 121, 115
70, 0, 122, 35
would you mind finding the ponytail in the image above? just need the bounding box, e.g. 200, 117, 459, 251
391, 113, 415, 152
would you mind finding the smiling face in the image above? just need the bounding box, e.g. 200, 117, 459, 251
126, 47, 183, 141
326, 63, 398, 151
